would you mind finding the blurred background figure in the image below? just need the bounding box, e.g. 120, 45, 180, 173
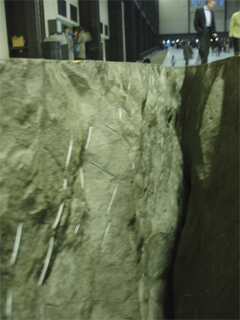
211, 38, 222, 56
143, 56, 151, 63
183, 41, 193, 66
62, 26, 73, 41
229, 11, 240, 55
171, 55, 176, 66
73, 28, 78, 41
194, 0, 217, 64
62, 26, 74, 60
74, 26, 86, 60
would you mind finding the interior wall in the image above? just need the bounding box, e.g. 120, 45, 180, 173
225, 0, 240, 32
159, 0, 188, 35
99, 0, 109, 39
0, 0, 9, 59
43, 0, 79, 37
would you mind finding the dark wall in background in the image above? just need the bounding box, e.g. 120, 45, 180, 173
5, 0, 27, 48
108, 0, 159, 62
108, 1, 124, 62
4, 0, 45, 58
79, 0, 101, 60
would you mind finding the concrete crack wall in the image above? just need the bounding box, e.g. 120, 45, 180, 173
174, 56, 239, 320
0, 56, 239, 320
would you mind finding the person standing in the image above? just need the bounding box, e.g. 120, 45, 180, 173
74, 26, 86, 60
62, 26, 73, 41
62, 26, 74, 60
229, 11, 240, 56
183, 42, 193, 66
194, 0, 217, 64
171, 55, 176, 66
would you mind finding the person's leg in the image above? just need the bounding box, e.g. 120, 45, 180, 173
185, 60, 189, 66
233, 38, 240, 55
198, 32, 205, 63
202, 28, 211, 63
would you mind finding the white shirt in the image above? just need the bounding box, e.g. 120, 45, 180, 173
204, 5, 212, 27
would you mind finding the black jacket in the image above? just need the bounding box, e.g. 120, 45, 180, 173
194, 7, 216, 34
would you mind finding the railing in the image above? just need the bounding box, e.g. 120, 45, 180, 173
139, 45, 160, 61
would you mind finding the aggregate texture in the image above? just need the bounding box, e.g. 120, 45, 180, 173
174, 56, 239, 319
0, 56, 239, 320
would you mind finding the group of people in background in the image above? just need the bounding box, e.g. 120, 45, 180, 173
193, 0, 239, 64
63, 1, 239, 65
160, 0, 239, 67
170, 42, 194, 67
169, 36, 234, 67
62, 25, 86, 60
193, 0, 239, 63
170, 42, 193, 66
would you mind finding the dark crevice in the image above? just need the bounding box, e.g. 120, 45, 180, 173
136, 237, 144, 264
141, 99, 147, 115
166, 62, 220, 318
128, 216, 136, 227
162, 180, 191, 320
162, 67, 197, 319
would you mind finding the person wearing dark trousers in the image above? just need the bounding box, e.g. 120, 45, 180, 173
194, 0, 217, 64
183, 42, 193, 66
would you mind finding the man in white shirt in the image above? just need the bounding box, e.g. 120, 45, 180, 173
194, 0, 217, 63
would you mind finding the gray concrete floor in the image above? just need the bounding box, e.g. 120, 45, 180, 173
151, 47, 234, 67
149, 50, 168, 65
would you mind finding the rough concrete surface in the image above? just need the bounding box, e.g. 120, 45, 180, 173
174, 57, 239, 319
0, 56, 239, 320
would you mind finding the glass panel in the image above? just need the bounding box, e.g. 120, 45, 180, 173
58, 0, 67, 18
70, 5, 77, 23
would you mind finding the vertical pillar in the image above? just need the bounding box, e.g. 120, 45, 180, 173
135, 6, 140, 59
139, 13, 144, 54
24, 0, 45, 58
121, 1, 126, 62
124, 0, 136, 62
224, 0, 226, 32
1, 0, 9, 58
135, 6, 144, 59
79, 0, 101, 60
144, 20, 148, 51
108, 0, 124, 61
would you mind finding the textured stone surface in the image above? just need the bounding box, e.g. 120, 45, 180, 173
174, 57, 239, 319
0, 59, 184, 320
0, 57, 239, 320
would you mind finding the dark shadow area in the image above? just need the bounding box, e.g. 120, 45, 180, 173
163, 63, 213, 320
162, 182, 190, 320
172, 56, 239, 319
